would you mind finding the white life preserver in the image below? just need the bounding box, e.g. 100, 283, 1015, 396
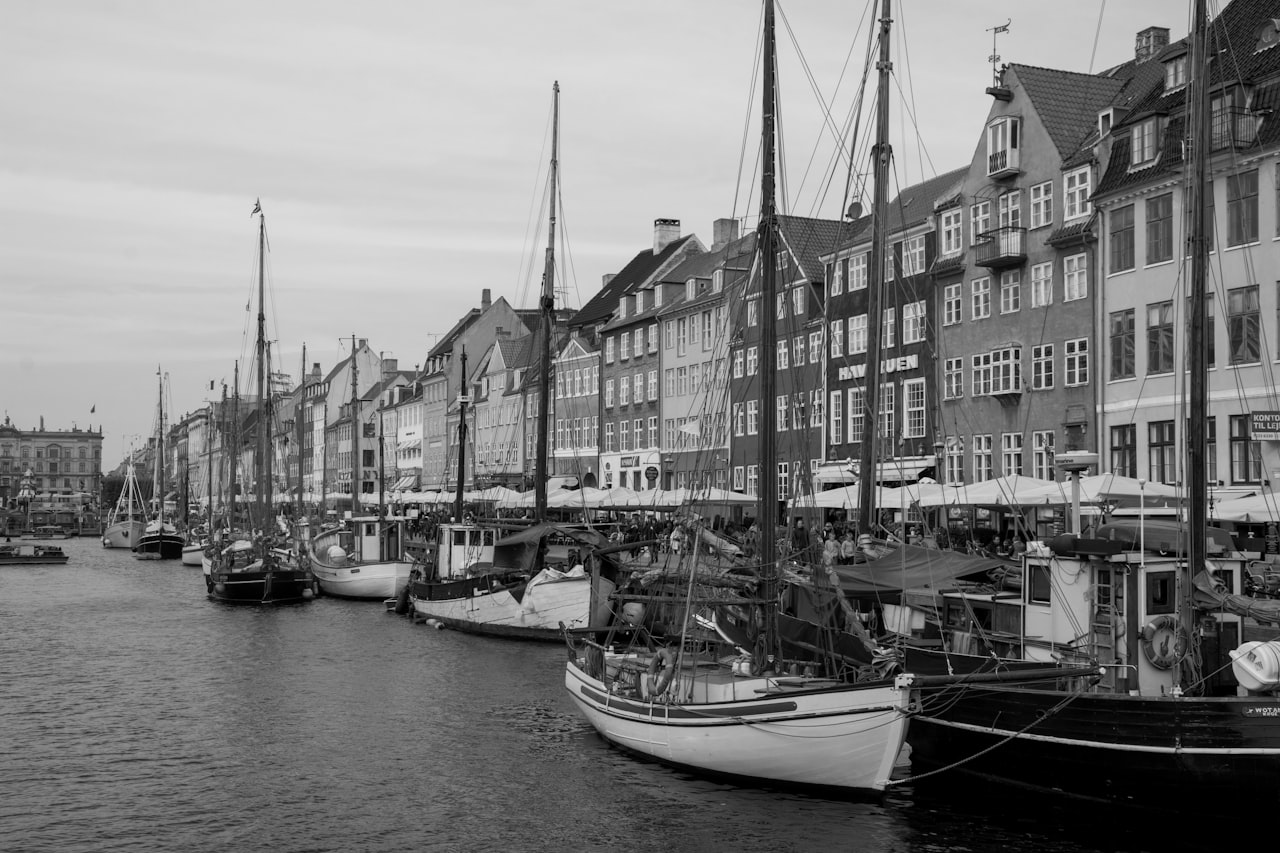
1141, 615, 1189, 670
647, 646, 678, 697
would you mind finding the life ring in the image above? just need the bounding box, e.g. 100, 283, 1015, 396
1141, 615, 1189, 670
647, 646, 678, 697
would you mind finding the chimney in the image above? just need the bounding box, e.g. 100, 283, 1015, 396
481, 288, 492, 311
382, 358, 398, 377
311, 362, 321, 378
653, 218, 681, 253
1135, 26, 1169, 63
711, 218, 740, 252
602, 273, 616, 288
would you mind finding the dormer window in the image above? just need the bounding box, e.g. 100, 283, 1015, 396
1131, 118, 1160, 166
712, 269, 724, 292
654, 287, 663, 307
686, 278, 697, 300
634, 292, 644, 314
1164, 55, 1187, 91
776, 249, 790, 271
986, 116, 1021, 177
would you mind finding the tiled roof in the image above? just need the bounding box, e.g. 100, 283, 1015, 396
776, 215, 862, 282
1012, 64, 1130, 161
496, 334, 535, 370
654, 232, 758, 317
569, 234, 702, 328
427, 309, 480, 360
885, 167, 968, 232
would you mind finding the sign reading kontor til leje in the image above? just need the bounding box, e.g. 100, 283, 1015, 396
1252, 410, 1280, 441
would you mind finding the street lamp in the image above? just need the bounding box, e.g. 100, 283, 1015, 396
1054, 451, 1098, 535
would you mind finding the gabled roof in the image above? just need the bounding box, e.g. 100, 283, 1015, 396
427, 310, 480, 360
777, 214, 863, 278
495, 335, 535, 371
656, 232, 758, 317
568, 234, 702, 328
1012, 64, 1131, 160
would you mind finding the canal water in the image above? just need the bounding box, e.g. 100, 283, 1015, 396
1, 539, 1218, 852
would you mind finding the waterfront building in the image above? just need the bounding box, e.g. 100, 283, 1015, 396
0, 415, 104, 530
550, 330, 600, 488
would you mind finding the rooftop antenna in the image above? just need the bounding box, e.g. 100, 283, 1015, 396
988, 19, 1010, 88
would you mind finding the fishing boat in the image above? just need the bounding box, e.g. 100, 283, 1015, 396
309, 340, 418, 599
563, 2, 914, 794
134, 370, 185, 560
0, 543, 70, 566
205, 201, 313, 605
904, 0, 1280, 810
407, 83, 619, 638
102, 456, 146, 549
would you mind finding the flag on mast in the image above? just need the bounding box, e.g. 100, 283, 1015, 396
251, 198, 262, 217
90, 404, 96, 413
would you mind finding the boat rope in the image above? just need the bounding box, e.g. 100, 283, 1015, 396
884, 685, 1089, 786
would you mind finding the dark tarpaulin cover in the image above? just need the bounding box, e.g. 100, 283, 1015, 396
831, 544, 1006, 595
493, 521, 610, 550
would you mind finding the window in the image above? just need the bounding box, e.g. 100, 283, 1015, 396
733, 403, 745, 436
830, 319, 844, 358
688, 314, 699, 348
1231, 414, 1263, 484
1227, 170, 1259, 247
945, 436, 964, 484
848, 387, 865, 445
1110, 309, 1136, 380
904, 379, 926, 438
647, 370, 657, 401
1110, 424, 1137, 478
792, 335, 805, 367
676, 318, 687, 355
878, 383, 895, 441
1002, 433, 1023, 476
633, 419, 643, 450
1149, 420, 1176, 484
664, 319, 674, 349
944, 357, 963, 399
605, 422, 616, 453
748, 298, 758, 327
828, 260, 843, 296
648, 324, 658, 353
903, 301, 925, 344
648, 416, 658, 448
1165, 54, 1187, 90
605, 337, 615, 364
1032, 431, 1055, 480
1032, 344, 1054, 390
882, 307, 896, 349
777, 462, 790, 500
1147, 301, 1175, 374
987, 116, 1020, 175
1110, 205, 1135, 273
792, 286, 806, 316
676, 367, 687, 396
1131, 118, 1159, 166
944, 283, 962, 325
634, 372, 643, 403
884, 246, 896, 282
776, 395, 789, 431
1029, 181, 1053, 228
850, 315, 867, 354
970, 201, 991, 245
999, 270, 1020, 314
1065, 338, 1089, 386
1064, 167, 1091, 220
1146, 193, 1173, 264
971, 352, 992, 396
776, 292, 786, 320
849, 253, 868, 290
829, 390, 843, 444
1229, 284, 1261, 364
998, 190, 1021, 228
733, 466, 745, 491
902, 236, 926, 276
1063, 253, 1087, 301
733, 351, 744, 378
776, 341, 789, 371
972, 434, 993, 482
941, 209, 963, 255
619, 331, 630, 360
619, 375, 629, 406
746, 346, 758, 375
746, 400, 758, 435
746, 464, 758, 495
604, 378, 615, 408
809, 331, 822, 364
971, 277, 991, 319
1030, 262, 1052, 307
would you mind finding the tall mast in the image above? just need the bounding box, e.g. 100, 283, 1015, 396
535, 81, 560, 525
377, 352, 386, 561
296, 344, 306, 526
454, 346, 469, 523
758, 0, 779, 660
208, 399, 215, 528
857, 0, 893, 536
1184, 0, 1210, 677
230, 361, 240, 529
156, 367, 165, 523
350, 335, 360, 515
255, 209, 268, 530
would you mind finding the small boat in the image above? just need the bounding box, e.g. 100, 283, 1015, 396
310, 515, 417, 599
134, 369, 184, 560
102, 458, 145, 549
181, 538, 206, 566
30, 525, 67, 540
0, 543, 70, 565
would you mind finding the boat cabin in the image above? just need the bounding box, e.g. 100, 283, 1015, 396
432, 522, 497, 580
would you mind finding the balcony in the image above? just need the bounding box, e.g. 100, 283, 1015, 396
974, 227, 1027, 269
987, 146, 1020, 178
1211, 108, 1258, 151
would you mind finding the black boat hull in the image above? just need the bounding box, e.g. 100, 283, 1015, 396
133, 533, 185, 560
207, 568, 314, 604
908, 681, 1280, 807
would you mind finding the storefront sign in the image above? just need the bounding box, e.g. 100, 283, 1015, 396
837, 353, 919, 382
1251, 410, 1280, 440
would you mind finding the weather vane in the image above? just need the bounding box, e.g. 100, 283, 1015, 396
988, 19, 1011, 88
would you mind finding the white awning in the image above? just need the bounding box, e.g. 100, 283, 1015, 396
815, 456, 936, 486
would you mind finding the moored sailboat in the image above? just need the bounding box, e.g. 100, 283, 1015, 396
102, 453, 145, 549
205, 201, 313, 604
563, 1, 914, 793
134, 370, 184, 560
408, 82, 619, 638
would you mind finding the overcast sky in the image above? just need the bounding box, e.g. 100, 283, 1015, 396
1, 0, 1185, 467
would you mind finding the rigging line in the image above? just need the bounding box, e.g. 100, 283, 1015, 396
893, 1, 931, 184
1088, 0, 1106, 74
733, 4, 766, 225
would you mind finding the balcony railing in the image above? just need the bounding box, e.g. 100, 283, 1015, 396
987, 146, 1021, 178
974, 226, 1027, 269
1212, 108, 1258, 151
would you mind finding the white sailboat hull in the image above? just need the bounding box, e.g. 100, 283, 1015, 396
310, 557, 414, 599
564, 658, 910, 791
181, 544, 205, 566
102, 520, 144, 549
411, 570, 596, 640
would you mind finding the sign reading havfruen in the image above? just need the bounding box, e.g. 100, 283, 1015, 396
1251, 410, 1280, 440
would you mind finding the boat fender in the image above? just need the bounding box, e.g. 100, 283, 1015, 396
647, 646, 678, 696
1141, 615, 1189, 670
301, 587, 315, 600
312, 579, 321, 597
394, 585, 411, 615
214, 582, 226, 596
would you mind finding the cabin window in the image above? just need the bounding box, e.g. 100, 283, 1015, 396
1145, 570, 1177, 615
483, 530, 495, 546
993, 603, 1022, 634
453, 530, 467, 546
